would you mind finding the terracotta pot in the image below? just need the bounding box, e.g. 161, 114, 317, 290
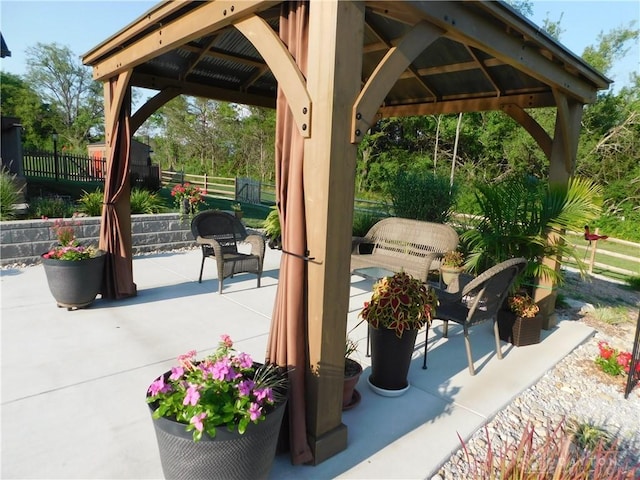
343, 358, 363, 410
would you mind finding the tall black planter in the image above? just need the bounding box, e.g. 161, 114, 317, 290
41, 251, 106, 310
149, 400, 287, 480
368, 327, 418, 395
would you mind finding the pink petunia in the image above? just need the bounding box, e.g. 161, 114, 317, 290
190, 412, 207, 432
221, 334, 233, 348
211, 357, 232, 381
235, 352, 253, 369
148, 377, 172, 396
183, 384, 201, 406
254, 387, 273, 403
248, 402, 262, 421
237, 379, 255, 397
169, 366, 184, 381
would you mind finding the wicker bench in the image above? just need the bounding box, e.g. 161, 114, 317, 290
351, 217, 459, 283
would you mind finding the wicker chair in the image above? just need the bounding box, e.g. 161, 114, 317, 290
427, 257, 527, 375
190, 210, 265, 294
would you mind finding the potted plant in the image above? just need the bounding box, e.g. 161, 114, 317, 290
497, 292, 543, 346
440, 250, 465, 286
146, 334, 288, 479
41, 217, 105, 310
462, 175, 603, 329
360, 272, 438, 396
343, 337, 363, 410
231, 202, 243, 220
171, 183, 206, 217
263, 206, 282, 250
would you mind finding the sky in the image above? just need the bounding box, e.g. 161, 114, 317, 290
0, 0, 639, 93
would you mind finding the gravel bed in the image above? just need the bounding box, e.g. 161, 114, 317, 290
432, 284, 640, 479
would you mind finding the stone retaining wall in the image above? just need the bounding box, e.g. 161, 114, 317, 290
0, 214, 196, 266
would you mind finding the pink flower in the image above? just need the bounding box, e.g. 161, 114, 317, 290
235, 352, 253, 369
248, 403, 262, 421
211, 357, 232, 381
169, 366, 184, 381
254, 387, 273, 403
237, 379, 255, 397
190, 412, 207, 432
148, 377, 171, 396
183, 384, 201, 406
221, 334, 233, 348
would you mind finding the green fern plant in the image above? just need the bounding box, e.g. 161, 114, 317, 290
77, 189, 104, 217
130, 188, 166, 214
0, 169, 20, 220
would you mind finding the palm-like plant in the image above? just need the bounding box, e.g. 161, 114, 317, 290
462, 175, 603, 286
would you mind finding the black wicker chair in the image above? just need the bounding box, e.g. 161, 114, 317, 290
427, 257, 527, 375
190, 210, 265, 294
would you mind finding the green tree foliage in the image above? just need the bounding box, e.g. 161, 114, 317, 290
582, 23, 639, 80
387, 171, 458, 223
25, 43, 103, 152
0, 72, 54, 150
152, 97, 275, 180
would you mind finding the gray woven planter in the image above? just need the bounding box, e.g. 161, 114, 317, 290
41, 251, 106, 310
150, 399, 286, 480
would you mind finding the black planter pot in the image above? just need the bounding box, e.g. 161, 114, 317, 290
497, 310, 543, 346
368, 326, 418, 395
149, 400, 287, 480
41, 251, 106, 310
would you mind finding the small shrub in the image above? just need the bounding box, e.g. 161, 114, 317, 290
0, 169, 20, 220
263, 206, 281, 249
77, 189, 104, 217
592, 305, 632, 325
566, 419, 613, 452
352, 211, 384, 237
28, 196, 75, 219
130, 188, 166, 214
386, 171, 457, 223
626, 276, 640, 291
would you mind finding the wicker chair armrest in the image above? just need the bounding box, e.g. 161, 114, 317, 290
195, 235, 224, 257
245, 235, 266, 261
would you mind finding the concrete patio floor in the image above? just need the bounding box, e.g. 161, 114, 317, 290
1, 247, 595, 479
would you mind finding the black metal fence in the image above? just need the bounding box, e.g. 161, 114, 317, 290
23, 150, 106, 181
23, 150, 160, 187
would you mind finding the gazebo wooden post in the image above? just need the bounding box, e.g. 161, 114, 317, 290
302, 0, 365, 464
534, 92, 584, 330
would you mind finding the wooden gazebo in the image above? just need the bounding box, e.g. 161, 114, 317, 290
83, 0, 610, 465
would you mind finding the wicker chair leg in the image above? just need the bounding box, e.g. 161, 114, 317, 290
198, 256, 206, 283
442, 320, 449, 338
493, 319, 503, 360
463, 328, 475, 376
